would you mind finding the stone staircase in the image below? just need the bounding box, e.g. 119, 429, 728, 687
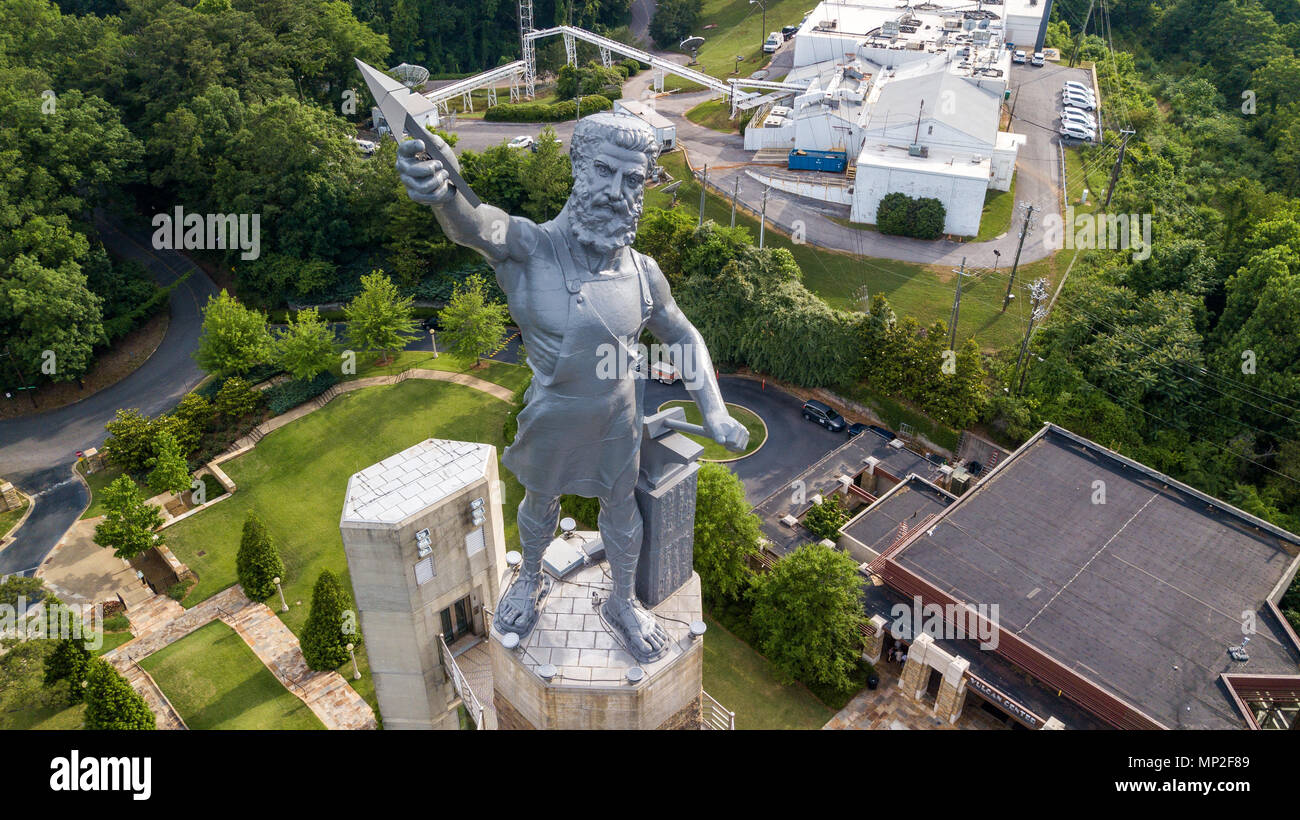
219, 600, 377, 731
125, 594, 185, 636
116, 662, 187, 730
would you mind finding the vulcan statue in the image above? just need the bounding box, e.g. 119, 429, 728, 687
395, 112, 747, 662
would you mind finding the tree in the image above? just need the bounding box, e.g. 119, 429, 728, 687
750, 542, 866, 692
345, 271, 417, 364
301, 569, 356, 671
94, 476, 163, 560
802, 493, 850, 542
146, 429, 191, 499
194, 289, 272, 376
214, 376, 260, 419
44, 638, 92, 705
693, 463, 760, 601
169, 392, 213, 454
83, 658, 155, 730
102, 408, 156, 474
650, 0, 702, 49
235, 512, 284, 602
274, 307, 336, 379
438, 274, 509, 366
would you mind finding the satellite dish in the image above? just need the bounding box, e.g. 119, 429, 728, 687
559, 516, 577, 536
680, 36, 705, 52
390, 62, 430, 89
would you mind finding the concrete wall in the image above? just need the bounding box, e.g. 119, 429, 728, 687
851, 164, 987, 235
340, 458, 507, 730
750, 170, 854, 206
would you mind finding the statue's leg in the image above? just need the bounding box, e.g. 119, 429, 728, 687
598, 491, 669, 662
495, 491, 559, 635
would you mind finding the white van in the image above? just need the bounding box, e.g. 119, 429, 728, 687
764, 32, 782, 53
1060, 122, 1096, 142
1063, 91, 1096, 111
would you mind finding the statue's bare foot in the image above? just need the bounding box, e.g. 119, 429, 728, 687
496, 574, 543, 635
604, 597, 670, 662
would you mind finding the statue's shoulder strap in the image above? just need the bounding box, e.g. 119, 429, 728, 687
629, 247, 654, 315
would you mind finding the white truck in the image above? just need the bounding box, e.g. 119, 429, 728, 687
612, 99, 676, 152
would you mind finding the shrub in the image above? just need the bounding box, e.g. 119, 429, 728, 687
84, 659, 156, 730
301, 570, 357, 671
44, 638, 92, 705
875, 192, 947, 239
484, 95, 612, 122
214, 376, 261, 419
264, 372, 339, 415
803, 494, 851, 542
235, 512, 284, 601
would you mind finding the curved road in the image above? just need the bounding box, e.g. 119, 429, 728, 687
0, 214, 217, 575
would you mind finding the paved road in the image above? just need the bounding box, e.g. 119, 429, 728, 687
0, 214, 217, 575
644, 375, 844, 504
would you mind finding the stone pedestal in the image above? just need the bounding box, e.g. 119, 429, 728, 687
862, 614, 888, 664
490, 565, 704, 730
933, 656, 969, 724
636, 411, 704, 607
899, 632, 933, 698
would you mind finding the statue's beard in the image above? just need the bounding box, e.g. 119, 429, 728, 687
568, 181, 642, 255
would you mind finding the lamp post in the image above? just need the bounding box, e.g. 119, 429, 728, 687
429, 327, 439, 358
273, 576, 288, 613
346, 642, 361, 680
750, 0, 767, 49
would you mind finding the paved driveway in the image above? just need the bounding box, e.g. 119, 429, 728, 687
643, 375, 844, 504
0, 214, 216, 575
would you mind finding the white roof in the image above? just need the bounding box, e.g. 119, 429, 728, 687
342, 439, 492, 525
856, 142, 992, 180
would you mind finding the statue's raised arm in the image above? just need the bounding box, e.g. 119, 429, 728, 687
396, 136, 533, 264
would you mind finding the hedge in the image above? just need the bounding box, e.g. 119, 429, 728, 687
483, 94, 612, 122
263, 372, 339, 415
876, 192, 947, 240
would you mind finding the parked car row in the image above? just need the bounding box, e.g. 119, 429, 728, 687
1059, 81, 1099, 142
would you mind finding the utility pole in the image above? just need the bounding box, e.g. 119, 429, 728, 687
1069, 0, 1096, 68
1003, 203, 1034, 312
758, 184, 770, 249
948, 257, 967, 351
698, 164, 709, 227
1103, 129, 1135, 209
1014, 278, 1050, 395
730, 175, 740, 228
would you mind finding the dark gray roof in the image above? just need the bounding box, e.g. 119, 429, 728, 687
842, 475, 955, 557
755, 430, 939, 556
893, 425, 1300, 729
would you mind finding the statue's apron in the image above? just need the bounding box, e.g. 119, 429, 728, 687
502, 220, 653, 500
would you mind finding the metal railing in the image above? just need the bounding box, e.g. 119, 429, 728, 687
701, 690, 735, 730
438, 633, 486, 729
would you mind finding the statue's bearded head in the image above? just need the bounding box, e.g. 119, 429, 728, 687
566, 112, 660, 255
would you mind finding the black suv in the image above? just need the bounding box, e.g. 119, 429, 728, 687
802, 400, 846, 432
782, 25, 799, 40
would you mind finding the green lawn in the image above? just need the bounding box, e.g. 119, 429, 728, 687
0, 627, 139, 730
78, 462, 131, 520
975, 175, 1017, 242
346, 349, 531, 394
140, 621, 325, 730
685, 98, 737, 133
0, 496, 27, 539
162, 379, 524, 714
647, 152, 1045, 351
662, 0, 812, 90
657, 400, 766, 460
701, 614, 833, 729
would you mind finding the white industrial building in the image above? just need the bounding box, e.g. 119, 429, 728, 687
745, 0, 1041, 236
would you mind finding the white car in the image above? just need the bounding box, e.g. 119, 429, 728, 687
349, 136, 377, 155
1012, 50, 1027, 64
1063, 81, 1094, 96
1031, 52, 1045, 66
507, 135, 535, 150
1063, 92, 1097, 111
763, 32, 781, 53
1060, 123, 1096, 142
1061, 109, 1098, 130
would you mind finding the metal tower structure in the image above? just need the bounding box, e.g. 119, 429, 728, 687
519, 0, 537, 98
